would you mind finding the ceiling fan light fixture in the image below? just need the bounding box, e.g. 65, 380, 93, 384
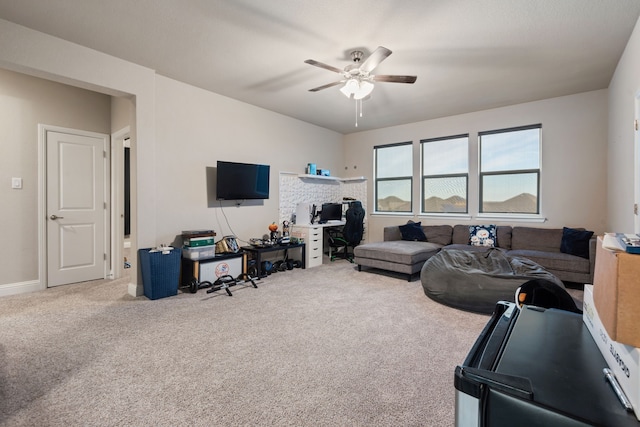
340, 78, 360, 98
354, 80, 374, 100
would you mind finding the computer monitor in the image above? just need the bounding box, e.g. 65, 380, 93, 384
319, 203, 343, 223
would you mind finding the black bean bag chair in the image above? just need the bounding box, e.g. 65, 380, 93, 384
420, 248, 565, 314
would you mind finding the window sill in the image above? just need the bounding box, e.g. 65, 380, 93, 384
418, 213, 473, 220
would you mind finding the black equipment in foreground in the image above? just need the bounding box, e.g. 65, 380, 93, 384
455, 301, 638, 426
188, 273, 257, 296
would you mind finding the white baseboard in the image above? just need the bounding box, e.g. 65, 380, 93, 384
0, 280, 45, 297
128, 282, 143, 297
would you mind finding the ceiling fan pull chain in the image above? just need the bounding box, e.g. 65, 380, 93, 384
360, 99, 363, 117
355, 99, 358, 127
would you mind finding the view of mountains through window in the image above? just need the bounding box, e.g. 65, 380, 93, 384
378, 193, 537, 213
374, 125, 540, 215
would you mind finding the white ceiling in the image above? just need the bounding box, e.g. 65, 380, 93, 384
1, 0, 639, 134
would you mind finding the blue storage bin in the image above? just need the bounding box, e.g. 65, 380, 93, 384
138, 247, 182, 300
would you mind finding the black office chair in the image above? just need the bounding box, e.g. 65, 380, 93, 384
327, 201, 365, 262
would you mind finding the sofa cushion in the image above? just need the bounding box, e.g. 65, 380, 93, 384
507, 249, 590, 274
424, 225, 453, 246
496, 226, 513, 249
384, 225, 403, 242
511, 227, 562, 252
354, 241, 442, 265
560, 227, 594, 259
399, 221, 427, 241
469, 224, 497, 247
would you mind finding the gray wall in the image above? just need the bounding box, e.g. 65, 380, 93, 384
344, 90, 609, 243
0, 20, 345, 295
0, 68, 111, 287
608, 15, 640, 233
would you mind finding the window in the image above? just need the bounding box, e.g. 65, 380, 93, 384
421, 135, 468, 213
374, 142, 413, 213
479, 124, 541, 214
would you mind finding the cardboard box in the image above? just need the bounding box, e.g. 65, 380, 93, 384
593, 236, 640, 348
583, 285, 640, 420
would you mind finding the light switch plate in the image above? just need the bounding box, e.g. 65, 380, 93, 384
11, 177, 22, 189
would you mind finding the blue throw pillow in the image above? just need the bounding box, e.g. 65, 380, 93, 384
560, 227, 593, 259
469, 225, 497, 247
399, 221, 427, 241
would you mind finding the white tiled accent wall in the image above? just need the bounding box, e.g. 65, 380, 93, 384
279, 172, 367, 225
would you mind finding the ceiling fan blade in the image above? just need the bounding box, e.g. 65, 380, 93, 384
360, 46, 392, 73
308, 81, 344, 92
304, 59, 343, 74
373, 75, 417, 84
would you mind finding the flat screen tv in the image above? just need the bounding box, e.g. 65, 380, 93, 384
216, 161, 270, 200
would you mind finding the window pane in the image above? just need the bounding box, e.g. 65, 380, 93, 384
422, 137, 468, 175
481, 128, 540, 172
423, 176, 467, 213
481, 173, 538, 213
377, 179, 412, 212
377, 144, 412, 178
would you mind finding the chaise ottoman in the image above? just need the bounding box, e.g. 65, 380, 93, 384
354, 240, 442, 281
354, 224, 452, 281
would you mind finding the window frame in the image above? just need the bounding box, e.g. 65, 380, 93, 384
420, 134, 469, 215
478, 124, 541, 215
374, 141, 413, 214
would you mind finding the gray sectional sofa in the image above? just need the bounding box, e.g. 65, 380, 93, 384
353, 224, 596, 284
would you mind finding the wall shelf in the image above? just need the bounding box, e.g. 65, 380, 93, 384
298, 173, 338, 181
297, 174, 366, 182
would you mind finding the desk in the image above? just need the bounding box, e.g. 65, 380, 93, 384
241, 242, 305, 278
292, 222, 345, 268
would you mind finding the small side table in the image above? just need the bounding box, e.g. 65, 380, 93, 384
182, 252, 257, 295
241, 242, 306, 278
181, 251, 245, 285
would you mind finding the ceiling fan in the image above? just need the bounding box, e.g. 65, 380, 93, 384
304, 46, 417, 100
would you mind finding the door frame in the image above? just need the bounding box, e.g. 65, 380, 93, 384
111, 126, 130, 280
38, 124, 111, 289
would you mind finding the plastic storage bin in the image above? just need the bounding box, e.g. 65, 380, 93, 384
182, 245, 216, 260
138, 247, 182, 300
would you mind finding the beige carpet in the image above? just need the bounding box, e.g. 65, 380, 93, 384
0, 261, 518, 426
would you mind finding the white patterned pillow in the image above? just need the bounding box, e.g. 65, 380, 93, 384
469, 225, 497, 247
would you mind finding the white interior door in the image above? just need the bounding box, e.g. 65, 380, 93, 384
47, 130, 107, 287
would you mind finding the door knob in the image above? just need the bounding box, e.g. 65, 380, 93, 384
50, 215, 64, 220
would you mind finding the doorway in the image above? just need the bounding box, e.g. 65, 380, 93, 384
111, 126, 130, 281
41, 125, 110, 287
